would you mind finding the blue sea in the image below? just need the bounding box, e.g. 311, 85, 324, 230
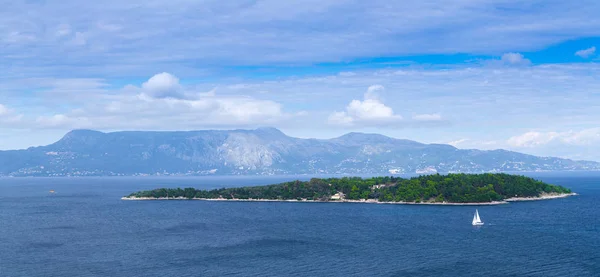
1, 173, 599, 276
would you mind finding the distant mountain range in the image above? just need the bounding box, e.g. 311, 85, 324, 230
0, 127, 598, 177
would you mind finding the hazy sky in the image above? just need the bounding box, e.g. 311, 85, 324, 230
1, 0, 600, 161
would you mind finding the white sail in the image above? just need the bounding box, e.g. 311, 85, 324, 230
472, 209, 483, 225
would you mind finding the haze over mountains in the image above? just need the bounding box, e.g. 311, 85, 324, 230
0, 127, 598, 177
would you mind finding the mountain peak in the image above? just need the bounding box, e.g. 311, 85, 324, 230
336, 132, 391, 140
53, 129, 105, 148
332, 132, 423, 146
255, 127, 283, 133
252, 127, 287, 137
64, 129, 105, 137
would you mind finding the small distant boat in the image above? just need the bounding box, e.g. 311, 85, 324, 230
49, 190, 55, 194
472, 209, 484, 226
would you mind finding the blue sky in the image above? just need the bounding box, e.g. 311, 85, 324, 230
1, 0, 600, 161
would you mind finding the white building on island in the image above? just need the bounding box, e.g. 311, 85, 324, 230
330, 192, 345, 200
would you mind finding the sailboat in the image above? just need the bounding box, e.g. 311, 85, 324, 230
472, 209, 484, 226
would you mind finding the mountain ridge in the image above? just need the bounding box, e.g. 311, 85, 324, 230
1, 127, 598, 176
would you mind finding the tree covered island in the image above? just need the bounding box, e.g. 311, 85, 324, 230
123, 173, 575, 204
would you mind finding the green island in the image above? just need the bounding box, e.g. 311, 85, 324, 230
123, 173, 575, 204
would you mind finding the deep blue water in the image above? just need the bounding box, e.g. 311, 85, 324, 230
1, 173, 599, 276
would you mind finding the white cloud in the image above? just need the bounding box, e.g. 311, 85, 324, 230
35, 114, 90, 129
507, 131, 559, 147
575, 46, 596, 58
36, 97, 287, 129
500, 53, 531, 65
0, 104, 9, 116
482, 141, 498, 146
447, 138, 469, 147
328, 86, 402, 126
96, 22, 122, 32
0, 104, 24, 125
346, 97, 397, 120
366, 84, 385, 94
141, 72, 184, 99
3, 31, 36, 44
507, 128, 600, 148
559, 128, 600, 145
56, 24, 72, 37
70, 32, 87, 46
504, 129, 600, 161
327, 112, 354, 126
413, 113, 442, 121
364, 84, 386, 101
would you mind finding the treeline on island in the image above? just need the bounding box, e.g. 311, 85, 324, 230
125, 173, 572, 203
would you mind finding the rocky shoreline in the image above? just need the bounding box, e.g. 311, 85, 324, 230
120, 192, 577, 205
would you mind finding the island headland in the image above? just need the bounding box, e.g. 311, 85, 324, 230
122, 173, 576, 205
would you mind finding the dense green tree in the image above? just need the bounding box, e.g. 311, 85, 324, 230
126, 173, 572, 203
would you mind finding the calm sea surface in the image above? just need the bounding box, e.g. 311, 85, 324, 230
1, 173, 599, 276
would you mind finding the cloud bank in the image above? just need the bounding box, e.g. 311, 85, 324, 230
32, 73, 290, 130
3, 1, 600, 79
